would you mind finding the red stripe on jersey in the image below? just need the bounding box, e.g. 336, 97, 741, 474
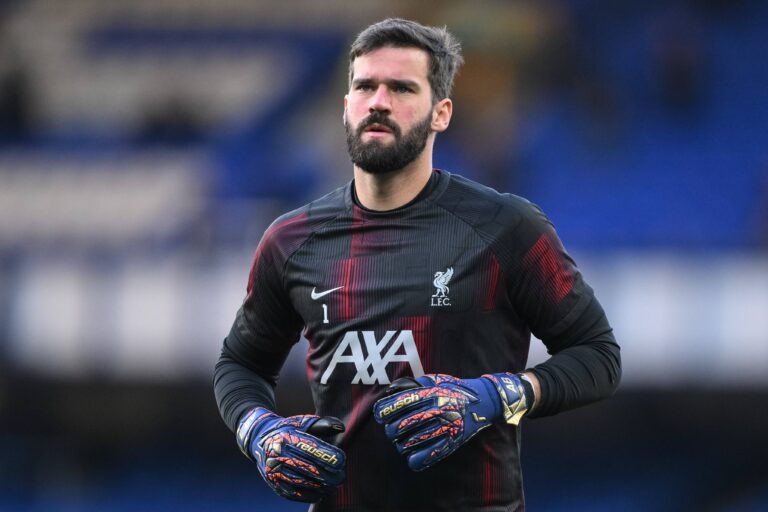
482, 440, 496, 505
404, 316, 433, 375
383, 316, 434, 384
305, 329, 315, 382
524, 233, 574, 303
484, 456, 492, 504
336, 386, 381, 508
345, 384, 365, 441
350, 205, 365, 256
341, 257, 355, 320
334, 464, 350, 508
341, 384, 382, 447
246, 212, 309, 298
483, 253, 502, 311
340, 206, 366, 321
335, 429, 353, 508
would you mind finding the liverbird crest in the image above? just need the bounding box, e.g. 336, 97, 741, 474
432, 267, 454, 298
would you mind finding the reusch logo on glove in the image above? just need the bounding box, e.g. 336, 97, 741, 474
297, 442, 341, 465
379, 393, 420, 418
320, 330, 424, 385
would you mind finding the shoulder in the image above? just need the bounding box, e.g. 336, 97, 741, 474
436, 172, 551, 239
261, 184, 348, 259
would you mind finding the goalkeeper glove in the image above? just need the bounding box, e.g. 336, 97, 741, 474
237, 407, 346, 503
373, 373, 533, 471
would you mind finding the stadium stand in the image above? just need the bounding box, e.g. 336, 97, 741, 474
1, 1, 766, 510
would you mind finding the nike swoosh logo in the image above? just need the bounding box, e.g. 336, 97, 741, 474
311, 286, 344, 300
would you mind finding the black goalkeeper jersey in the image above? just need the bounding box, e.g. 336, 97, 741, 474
215, 170, 620, 512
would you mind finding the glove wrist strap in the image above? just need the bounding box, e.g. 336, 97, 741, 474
482, 373, 530, 426
236, 407, 274, 461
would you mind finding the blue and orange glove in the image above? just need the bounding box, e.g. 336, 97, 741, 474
373, 373, 534, 471
237, 407, 346, 503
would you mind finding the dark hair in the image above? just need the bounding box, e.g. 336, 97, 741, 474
348, 18, 464, 103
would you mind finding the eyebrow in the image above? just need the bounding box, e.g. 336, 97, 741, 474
352, 78, 421, 90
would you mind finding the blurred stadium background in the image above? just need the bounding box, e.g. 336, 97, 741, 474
1, 0, 767, 510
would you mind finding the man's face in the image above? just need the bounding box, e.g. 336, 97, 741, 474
344, 46, 435, 174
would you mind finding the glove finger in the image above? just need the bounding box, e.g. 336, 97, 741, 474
393, 417, 452, 453
384, 406, 443, 440
270, 471, 334, 504
280, 414, 322, 431
261, 459, 322, 503
264, 454, 324, 483
305, 416, 345, 440
386, 376, 423, 394
406, 436, 453, 472
276, 487, 328, 504
265, 454, 344, 491
280, 453, 345, 488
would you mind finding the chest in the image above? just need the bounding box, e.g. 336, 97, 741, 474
285, 221, 504, 331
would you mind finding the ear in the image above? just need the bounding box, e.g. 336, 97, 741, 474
431, 98, 453, 133
343, 95, 348, 125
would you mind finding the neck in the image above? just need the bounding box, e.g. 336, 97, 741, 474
353, 143, 434, 211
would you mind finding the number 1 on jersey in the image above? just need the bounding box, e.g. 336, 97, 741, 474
322, 304, 329, 324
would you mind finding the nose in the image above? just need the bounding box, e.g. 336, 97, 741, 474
368, 84, 391, 114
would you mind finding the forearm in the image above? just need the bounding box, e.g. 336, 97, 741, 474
526, 331, 621, 418
214, 289, 303, 430
213, 346, 279, 433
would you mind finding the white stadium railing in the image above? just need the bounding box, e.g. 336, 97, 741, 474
5, 252, 768, 386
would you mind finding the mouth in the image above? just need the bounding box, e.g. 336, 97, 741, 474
364, 123, 393, 134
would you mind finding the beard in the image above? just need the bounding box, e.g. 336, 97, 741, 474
345, 110, 433, 175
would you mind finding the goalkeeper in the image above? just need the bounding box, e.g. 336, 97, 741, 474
214, 18, 621, 511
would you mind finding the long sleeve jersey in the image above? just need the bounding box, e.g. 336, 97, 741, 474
214, 170, 621, 512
